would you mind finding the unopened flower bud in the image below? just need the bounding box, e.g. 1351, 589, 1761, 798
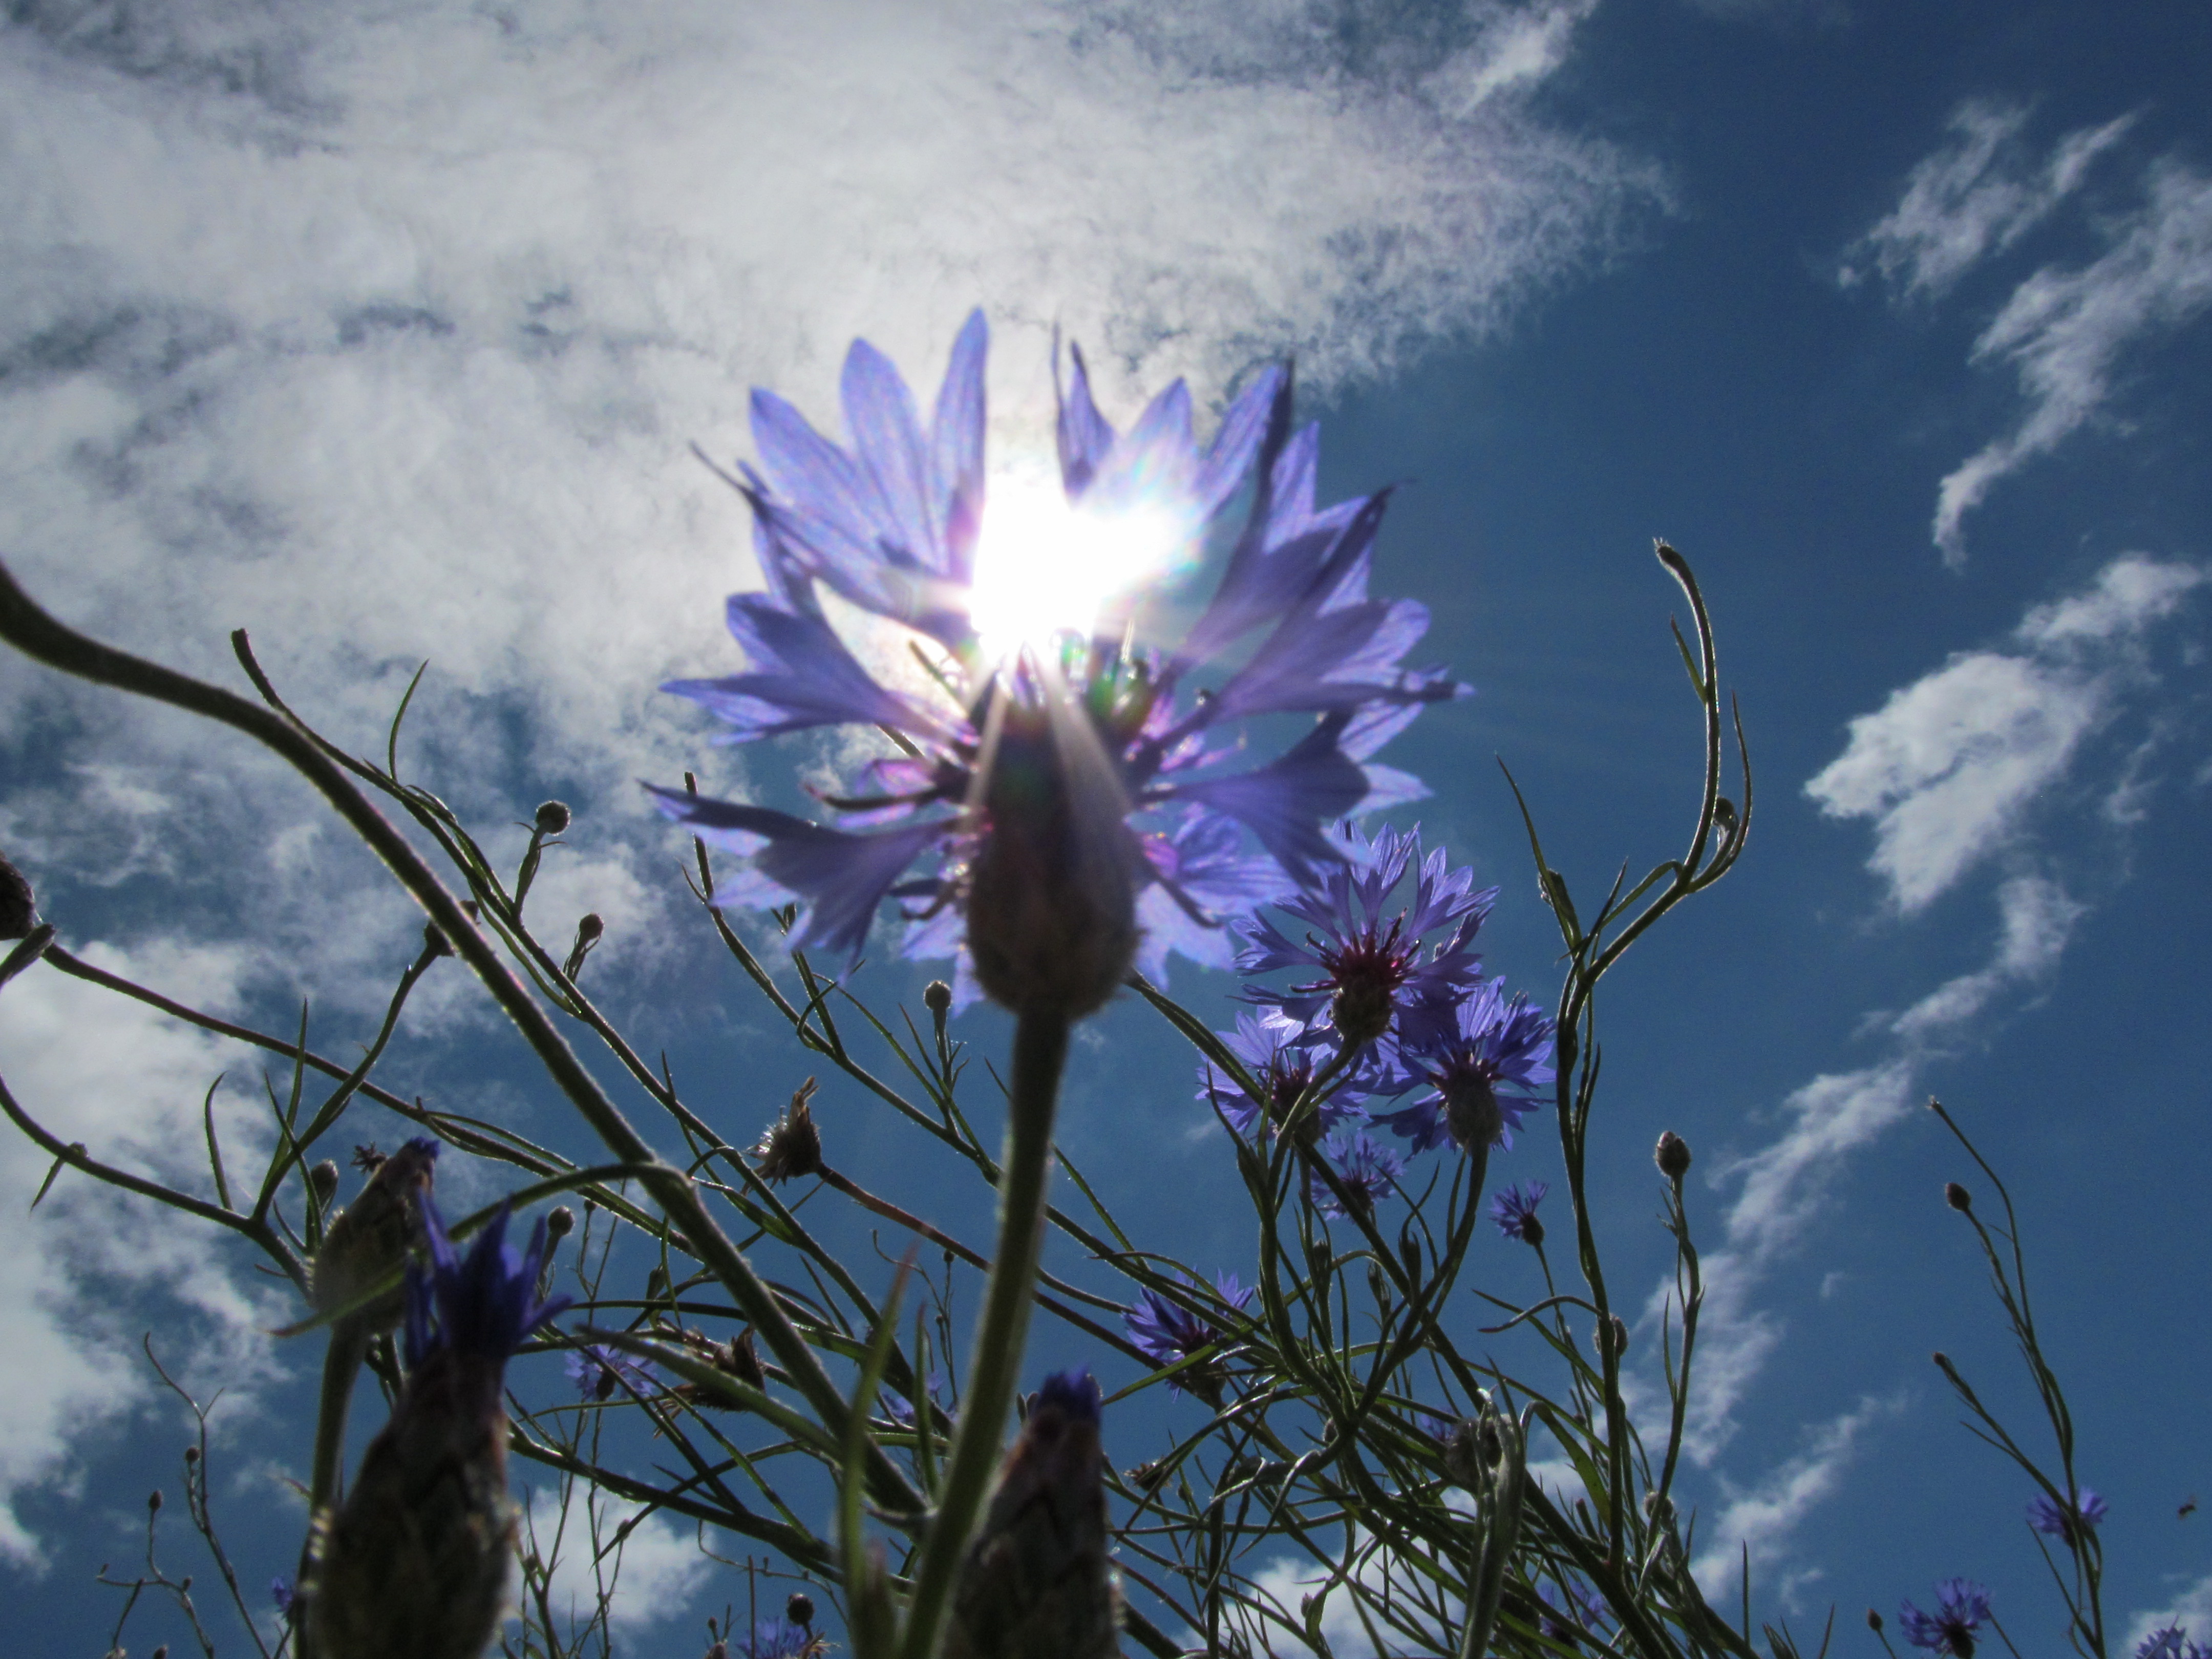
534, 800, 571, 836
306, 1196, 569, 1659
1866, 1609, 1884, 1632
1596, 1313, 1628, 1362
786, 1591, 815, 1626
545, 1205, 576, 1244
0, 851, 34, 940
574, 912, 604, 945
1655, 1131, 1691, 1180
944, 1369, 1120, 1659
183, 1446, 200, 1465
1397, 1225, 1422, 1287
924, 980, 953, 1016
752, 1080, 823, 1184
310, 1160, 342, 1207
1945, 1181, 1972, 1212
148, 1487, 163, 1514
1441, 1419, 1482, 1489
963, 711, 1138, 1019
311, 1138, 439, 1327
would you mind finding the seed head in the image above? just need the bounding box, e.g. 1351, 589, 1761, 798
752, 1080, 823, 1184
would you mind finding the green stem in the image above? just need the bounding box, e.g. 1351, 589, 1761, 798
896, 1009, 1069, 1659
294, 1320, 370, 1659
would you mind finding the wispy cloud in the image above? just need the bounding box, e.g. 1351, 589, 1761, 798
2124, 1570, 2212, 1658
0, 942, 285, 1562
524, 1482, 715, 1636
1690, 1394, 1908, 1597
1804, 555, 2202, 911
1841, 101, 2135, 301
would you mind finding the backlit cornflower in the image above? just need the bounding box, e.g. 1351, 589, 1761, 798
1376, 977, 1556, 1154
564, 1344, 658, 1402
2027, 1487, 2108, 1540
1125, 1271, 1253, 1386
1899, 1579, 1993, 1657
1491, 1179, 1549, 1244
738, 1618, 827, 1659
652, 312, 1462, 1016
1309, 1131, 1404, 1220
1199, 1010, 1369, 1142
1237, 821, 1494, 1057
307, 1198, 570, 1659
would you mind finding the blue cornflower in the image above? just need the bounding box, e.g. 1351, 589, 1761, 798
1199, 1010, 1370, 1141
1541, 1579, 1610, 1641
1237, 821, 1494, 1056
1899, 1579, 1993, 1657
1490, 1179, 1549, 1245
1125, 1271, 1253, 1389
1376, 978, 1556, 1155
881, 1371, 946, 1430
402, 1197, 573, 1372
653, 313, 1463, 1015
271, 1576, 295, 1615
2137, 1627, 2211, 1659
738, 1618, 825, 1659
564, 1343, 658, 1402
1308, 1131, 1404, 1220
2027, 1487, 2108, 1540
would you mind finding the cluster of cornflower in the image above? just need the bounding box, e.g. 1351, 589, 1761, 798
1196, 821, 1557, 1222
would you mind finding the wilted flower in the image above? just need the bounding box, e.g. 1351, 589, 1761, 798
1899, 1579, 1992, 1657
2027, 1487, 2109, 1540
652, 312, 1461, 1016
1125, 1271, 1253, 1394
306, 1197, 570, 1659
753, 1079, 824, 1183
1237, 822, 1492, 1055
1491, 1179, 1549, 1245
1308, 1131, 1404, 1220
1376, 979, 1555, 1154
945, 1369, 1120, 1659
1199, 1011, 1369, 1142
565, 1344, 658, 1403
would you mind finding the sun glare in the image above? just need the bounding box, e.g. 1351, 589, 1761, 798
967, 464, 1194, 667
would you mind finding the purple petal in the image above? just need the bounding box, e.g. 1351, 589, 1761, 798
662, 594, 947, 743
931, 309, 988, 585
1171, 718, 1368, 887
1056, 339, 1117, 496
842, 336, 941, 573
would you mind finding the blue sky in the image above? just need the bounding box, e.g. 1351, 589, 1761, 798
1, 1, 2208, 1654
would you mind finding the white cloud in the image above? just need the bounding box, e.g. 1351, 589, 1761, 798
1842, 101, 2134, 301
1888, 874, 2081, 1040
0, 941, 287, 1564
1805, 554, 2201, 912
1805, 651, 2102, 912
1931, 162, 2212, 564
1689, 1395, 1906, 1598
524, 1483, 714, 1636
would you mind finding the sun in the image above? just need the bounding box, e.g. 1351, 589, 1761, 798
966, 460, 1197, 667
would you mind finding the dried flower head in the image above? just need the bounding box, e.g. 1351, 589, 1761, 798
752, 1080, 823, 1184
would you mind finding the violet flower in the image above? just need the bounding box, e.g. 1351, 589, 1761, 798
565, 1344, 658, 1402
1125, 1270, 1253, 1389
1198, 1010, 1370, 1142
1899, 1579, 1992, 1657
1309, 1131, 1405, 1220
1375, 977, 1556, 1154
653, 312, 1461, 1012
1237, 821, 1493, 1059
2027, 1487, 2108, 1541
1490, 1179, 1549, 1244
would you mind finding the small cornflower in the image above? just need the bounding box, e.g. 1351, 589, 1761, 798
1899, 1579, 1992, 1657
1541, 1579, 1610, 1642
565, 1344, 657, 1403
2136, 1626, 2211, 1659
738, 1619, 826, 1659
653, 313, 1463, 1016
1199, 1010, 1369, 1142
1308, 1131, 1403, 1220
1376, 978, 1555, 1154
1491, 1180, 1549, 1245
270, 1577, 295, 1615
1125, 1271, 1253, 1392
2027, 1487, 2108, 1541
1237, 822, 1493, 1056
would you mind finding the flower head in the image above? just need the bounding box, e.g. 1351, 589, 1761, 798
1309, 1131, 1404, 1220
403, 1197, 572, 1372
565, 1344, 658, 1403
2137, 1627, 2211, 1659
1125, 1271, 1252, 1393
1899, 1579, 1992, 1657
1375, 979, 1555, 1154
2028, 1487, 2108, 1541
1491, 1180, 1549, 1245
1199, 1011, 1369, 1142
737, 1619, 827, 1659
1237, 821, 1493, 1056
654, 313, 1462, 1015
